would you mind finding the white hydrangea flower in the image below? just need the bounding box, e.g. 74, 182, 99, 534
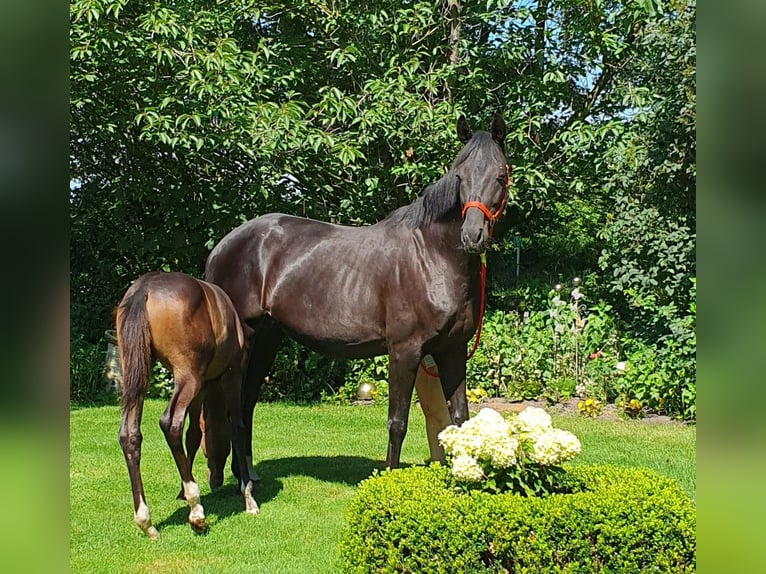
513, 406, 552, 436
529, 428, 581, 466
482, 435, 519, 468
451, 454, 485, 482
441, 406, 580, 486
437, 425, 460, 451
473, 407, 507, 427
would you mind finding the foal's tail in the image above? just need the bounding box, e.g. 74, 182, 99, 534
116, 288, 152, 409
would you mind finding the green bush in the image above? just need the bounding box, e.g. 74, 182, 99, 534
70, 334, 111, 405
467, 286, 622, 404
263, 339, 349, 403
323, 355, 390, 404
339, 464, 695, 573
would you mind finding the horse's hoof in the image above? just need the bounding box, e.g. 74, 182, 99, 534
188, 516, 207, 534
208, 474, 224, 490
145, 526, 160, 540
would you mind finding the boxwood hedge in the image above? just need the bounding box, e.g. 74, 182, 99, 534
339, 464, 695, 573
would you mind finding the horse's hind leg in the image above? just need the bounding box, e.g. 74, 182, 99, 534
201, 379, 231, 490
177, 394, 203, 500
235, 319, 283, 482
159, 372, 206, 533
119, 398, 159, 539
219, 368, 259, 515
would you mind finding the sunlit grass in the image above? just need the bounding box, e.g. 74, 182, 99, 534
71, 401, 695, 573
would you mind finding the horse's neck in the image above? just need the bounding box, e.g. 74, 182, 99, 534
426, 217, 462, 247
422, 218, 477, 272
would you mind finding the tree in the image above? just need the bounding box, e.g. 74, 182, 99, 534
71, 0, 695, 414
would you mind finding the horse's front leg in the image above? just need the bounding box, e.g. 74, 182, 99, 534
385, 347, 420, 468
433, 349, 469, 427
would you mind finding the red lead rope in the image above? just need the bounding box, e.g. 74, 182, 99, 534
419, 164, 510, 378
419, 253, 487, 378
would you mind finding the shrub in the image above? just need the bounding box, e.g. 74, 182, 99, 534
339, 464, 695, 573
70, 334, 111, 405
331, 355, 390, 404
467, 288, 622, 404
264, 339, 349, 403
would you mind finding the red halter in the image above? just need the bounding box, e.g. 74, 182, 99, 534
460, 163, 510, 227
419, 164, 511, 378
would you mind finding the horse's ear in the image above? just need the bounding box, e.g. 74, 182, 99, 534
457, 116, 473, 144
490, 115, 506, 145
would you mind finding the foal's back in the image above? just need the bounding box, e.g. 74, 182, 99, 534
130, 271, 244, 379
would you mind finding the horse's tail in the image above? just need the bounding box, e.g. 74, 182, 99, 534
116, 287, 153, 409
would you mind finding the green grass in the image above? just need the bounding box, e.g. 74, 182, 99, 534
70, 401, 695, 573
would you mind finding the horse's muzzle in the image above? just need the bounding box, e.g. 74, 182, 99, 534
461, 221, 488, 254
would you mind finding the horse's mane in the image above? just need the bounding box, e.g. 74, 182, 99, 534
382, 132, 498, 229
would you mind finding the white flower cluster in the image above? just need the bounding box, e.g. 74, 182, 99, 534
438, 406, 581, 483
438, 408, 519, 481
528, 428, 582, 466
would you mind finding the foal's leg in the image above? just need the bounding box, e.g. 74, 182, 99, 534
201, 379, 230, 490
159, 372, 206, 533
433, 350, 470, 427
385, 347, 421, 468
177, 394, 203, 500
119, 397, 159, 539
219, 368, 259, 515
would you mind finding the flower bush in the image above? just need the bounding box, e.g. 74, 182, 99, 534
438, 407, 581, 496
339, 464, 696, 574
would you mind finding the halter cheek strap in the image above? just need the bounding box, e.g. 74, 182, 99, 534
460, 164, 510, 226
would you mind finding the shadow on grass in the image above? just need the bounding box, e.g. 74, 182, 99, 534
156, 455, 411, 532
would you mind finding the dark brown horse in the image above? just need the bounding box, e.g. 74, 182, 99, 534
205, 116, 508, 472
116, 271, 258, 539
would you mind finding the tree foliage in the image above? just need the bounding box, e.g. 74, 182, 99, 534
71, 0, 695, 414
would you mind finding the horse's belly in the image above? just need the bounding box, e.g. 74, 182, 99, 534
284, 329, 387, 360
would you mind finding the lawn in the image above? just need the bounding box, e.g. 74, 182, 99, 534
70, 400, 695, 573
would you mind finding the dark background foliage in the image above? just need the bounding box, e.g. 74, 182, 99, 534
70, 0, 695, 418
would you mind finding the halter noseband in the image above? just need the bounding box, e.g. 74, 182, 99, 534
460, 164, 510, 226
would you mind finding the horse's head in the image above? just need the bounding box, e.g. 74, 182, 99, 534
454, 115, 508, 254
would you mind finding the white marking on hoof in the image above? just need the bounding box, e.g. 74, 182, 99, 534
183, 481, 206, 531
135, 499, 159, 539
242, 480, 259, 515
183, 480, 201, 504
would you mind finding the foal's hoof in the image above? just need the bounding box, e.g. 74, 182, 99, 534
188, 516, 207, 534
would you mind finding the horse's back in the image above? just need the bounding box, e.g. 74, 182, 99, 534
204, 211, 475, 358
206, 213, 376, 310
